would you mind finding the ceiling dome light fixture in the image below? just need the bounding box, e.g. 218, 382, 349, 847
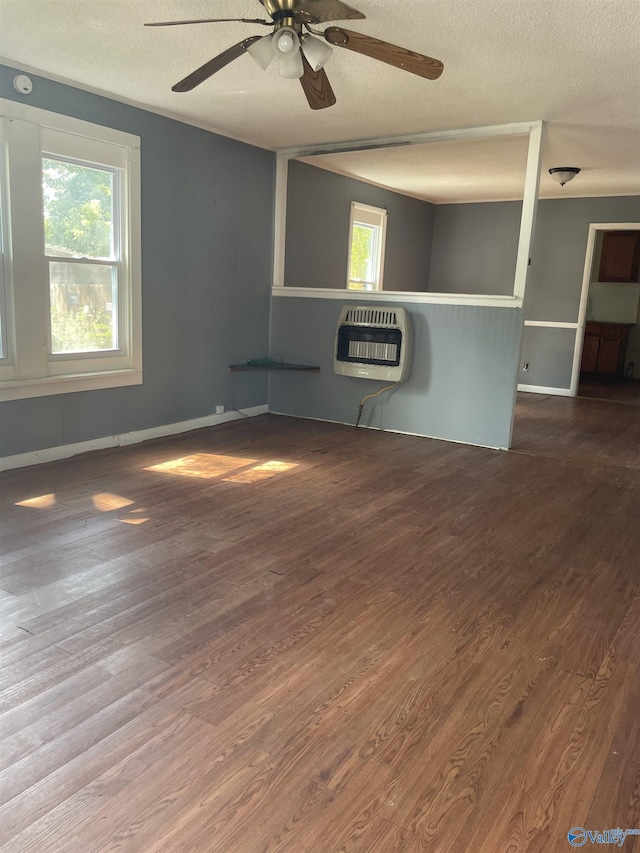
549, 167, 581, 187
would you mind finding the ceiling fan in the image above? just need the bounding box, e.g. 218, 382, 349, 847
145, 0, 444, 110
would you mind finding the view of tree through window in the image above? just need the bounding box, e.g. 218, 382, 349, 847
349, 223, 376, 289
42, 158, 117, 353
347, 203, 386, 291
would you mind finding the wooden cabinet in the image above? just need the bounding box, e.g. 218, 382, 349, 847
599, 231, 640, 282
580, 321, 632, 377
596, 338, 622, 374
581, 331, 600, 373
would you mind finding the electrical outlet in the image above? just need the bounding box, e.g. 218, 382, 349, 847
216, 405, 224, 415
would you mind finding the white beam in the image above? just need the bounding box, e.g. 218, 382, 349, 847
272, 153, 288, 289
277, 121, 539, 160
513, 120, 544, 302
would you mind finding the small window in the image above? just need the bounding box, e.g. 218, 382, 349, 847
347, 202, 387, 291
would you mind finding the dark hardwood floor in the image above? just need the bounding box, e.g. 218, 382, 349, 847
1, 398, 639, 852
578, 377, 640, 405
512, 390, 640, 471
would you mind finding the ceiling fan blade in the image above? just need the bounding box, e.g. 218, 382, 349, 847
324, 27, 444, 80
145, 18, 270, 27
172, 36, 262, 92
293, 0, 365, 23
300, 56, 337, 110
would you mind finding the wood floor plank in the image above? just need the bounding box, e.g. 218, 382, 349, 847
0, 664, 113, 740
585, 669, 640, 852
10, 717, 263, 853
0, 706, 193, 850
443, 666, 589, 851
0, 656, 169, 773
0, 682, 167, 808
526, 652, 634, 852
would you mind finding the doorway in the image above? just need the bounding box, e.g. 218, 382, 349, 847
571, 222, 640, 403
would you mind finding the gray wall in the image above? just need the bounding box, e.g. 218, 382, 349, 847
0, 64, 275, 459
425, 194, 640, 388
270, 297, 522, 449
285, 161, 435, 292
273, 194, 640, 448
525, 196, 640, 323
429, 201, 522, 295
519, 327, 576, 389
521, 195, 640, 388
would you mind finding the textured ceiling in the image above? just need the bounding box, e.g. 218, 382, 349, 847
1, 0, 639, 202
303, 135, 534, 204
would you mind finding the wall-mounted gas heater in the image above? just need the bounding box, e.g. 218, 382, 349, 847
334, 305, 413, 382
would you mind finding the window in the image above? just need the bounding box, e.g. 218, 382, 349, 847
0, 100, 141, 401
347, 202, 387, 291
44, 157, 119, 354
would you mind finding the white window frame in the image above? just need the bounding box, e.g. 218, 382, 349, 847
346, 201, 387, 292
0, 133, 11, 363
0, 99, 142, 401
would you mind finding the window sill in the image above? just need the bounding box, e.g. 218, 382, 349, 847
0, 369, 142, 402
272, 287, 523, 308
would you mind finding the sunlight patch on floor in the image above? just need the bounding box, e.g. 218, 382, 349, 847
118, 507, 150, 525
223, 460, 298, 483
92, 493, 135, 511
16, 493, 57, 509
145, 453, 258, 479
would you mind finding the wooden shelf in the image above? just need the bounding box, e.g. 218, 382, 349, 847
229, 362, 319, 373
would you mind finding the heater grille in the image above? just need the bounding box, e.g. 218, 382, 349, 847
349, 339, 398, 363
343, 308, 398, 326
334, 305, 412, 382
338, 325, 402, 367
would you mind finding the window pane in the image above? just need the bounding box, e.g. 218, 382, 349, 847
49, 262, 117, 353
350, 223, 376, 284
43, 158, 114, 259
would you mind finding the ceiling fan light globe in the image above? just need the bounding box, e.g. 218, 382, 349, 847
301, 35, 333, 71
278, 52, 305, 79
247, 34, 275, 70
273, 27, 299, 58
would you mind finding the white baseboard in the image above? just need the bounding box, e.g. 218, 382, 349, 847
517, 384, 573, 397
0, 405, 269, 472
